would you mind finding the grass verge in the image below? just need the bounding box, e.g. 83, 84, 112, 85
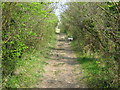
71, 40, 119, 88
3, 34, 57, 88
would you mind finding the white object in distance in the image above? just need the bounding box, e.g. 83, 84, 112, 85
56, 28, 60, 34
68, 37, 73, 41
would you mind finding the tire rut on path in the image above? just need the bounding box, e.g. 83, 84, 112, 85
36, 33, 87, 88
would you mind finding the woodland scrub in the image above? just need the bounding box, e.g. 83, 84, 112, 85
60, 2, 119, 88
2, 2, 58, 88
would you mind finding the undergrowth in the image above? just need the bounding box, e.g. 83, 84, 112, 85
71, 40, 119, 88
2, 34, 57, 88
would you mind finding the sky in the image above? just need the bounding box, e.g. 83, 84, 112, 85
53, 2, 68, 21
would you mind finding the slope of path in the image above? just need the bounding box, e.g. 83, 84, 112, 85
36, 33, 87, 88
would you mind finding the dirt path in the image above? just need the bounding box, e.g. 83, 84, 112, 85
36, 33, 87, 88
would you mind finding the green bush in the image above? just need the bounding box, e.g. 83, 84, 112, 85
60, 2, 119, 88
2, 2, 58, 88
